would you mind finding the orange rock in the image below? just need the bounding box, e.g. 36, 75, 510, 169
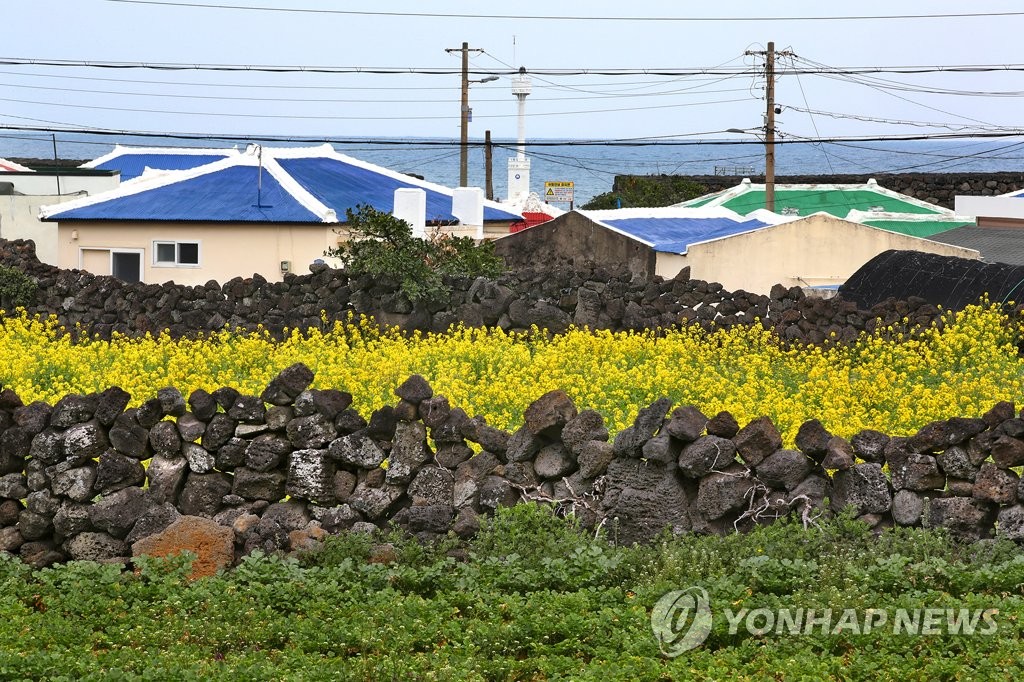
131, 515, 234, 579
288, 522, 328, 552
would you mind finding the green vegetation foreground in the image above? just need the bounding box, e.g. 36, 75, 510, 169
0, 506, 1021, 680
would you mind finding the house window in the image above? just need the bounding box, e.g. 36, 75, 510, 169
154, 241, 201, 267
112, 252, 142, 283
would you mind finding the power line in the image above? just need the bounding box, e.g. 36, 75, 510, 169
101, 1, 1024, 22
0, 67, 746, 92
783, 106, 1015, 132
6, 57, 1024, 76
0, 94, 755, 121
3, 122, 1023, 146
0, 79, 753, 105
790, 54, 998, 127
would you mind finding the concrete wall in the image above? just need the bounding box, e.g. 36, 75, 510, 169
0, 172, 121, 267
56, 221, 340, 285
670, 214, 979, 293
0, 195, 84, 266
956, 195, 1024, 226
494, 211, 656, 277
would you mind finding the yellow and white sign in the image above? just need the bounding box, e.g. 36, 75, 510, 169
544, 181, 575, 203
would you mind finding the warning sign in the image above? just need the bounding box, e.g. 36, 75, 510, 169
544, 181, 574, 203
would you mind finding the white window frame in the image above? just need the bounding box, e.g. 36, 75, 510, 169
79, 247, 145, 283
152, 240, 202, 268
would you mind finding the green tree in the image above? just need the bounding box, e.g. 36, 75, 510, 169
326, 204, 504, 303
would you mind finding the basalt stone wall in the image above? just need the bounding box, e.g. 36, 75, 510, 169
0, 363, 1023, 571
614, 172, 1024, 209
0, 238, 994, 345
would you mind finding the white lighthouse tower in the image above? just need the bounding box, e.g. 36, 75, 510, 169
507, 66, 532, 202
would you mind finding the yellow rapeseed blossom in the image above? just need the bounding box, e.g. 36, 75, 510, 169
0, 304, 1021, 446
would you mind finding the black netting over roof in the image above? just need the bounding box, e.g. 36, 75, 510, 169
839, 250, 1024, 310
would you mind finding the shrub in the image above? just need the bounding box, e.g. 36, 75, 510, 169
582, 176, 707, 209
326, 204, 504, 303
0, 265, 36, 310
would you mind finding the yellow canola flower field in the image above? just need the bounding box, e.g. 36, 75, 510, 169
0, 304, 1021, 446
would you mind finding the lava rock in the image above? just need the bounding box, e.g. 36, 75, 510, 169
523, 390, 578, 438
733, 416, 783, 467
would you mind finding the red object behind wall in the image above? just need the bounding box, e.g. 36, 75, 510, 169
509, 211, 554, 233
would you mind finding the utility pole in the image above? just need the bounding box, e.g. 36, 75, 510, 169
445, 42, 484, 187
484, 130, 494, 200
745, 42, 790, 212
765, 41, 775, 213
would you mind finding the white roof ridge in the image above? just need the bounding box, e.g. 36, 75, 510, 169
845, 209, 969, 222
81, 144, 241, 169
0, 157, 34, 172
261, 156, 336, 222
266, 144, 516, 213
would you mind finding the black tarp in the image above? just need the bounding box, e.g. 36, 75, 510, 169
839, 250, 1024, 310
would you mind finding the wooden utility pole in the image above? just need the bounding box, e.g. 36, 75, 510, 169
485, 129, 494, 200
765, 41, 776, 213
746, 41, 789, 212
445, 42, 484, 187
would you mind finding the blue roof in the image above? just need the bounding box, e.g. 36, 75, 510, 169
602, 216, 769, 253
277, 156, 521, 222
93, 153, 233, 181
52, 165, 320, 222
50, 146, 523, 225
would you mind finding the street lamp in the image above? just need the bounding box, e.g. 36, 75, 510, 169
459, 74, 499, 187
726, 126, 775, 213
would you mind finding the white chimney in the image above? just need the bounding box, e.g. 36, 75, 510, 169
393, 188, 426, 238
452, 187, 484, 240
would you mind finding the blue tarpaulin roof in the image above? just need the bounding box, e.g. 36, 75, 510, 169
601, 216, 769, 253
51, 165, 320, 222
49, 146, 523, 225
277, 156, 522, 222
93, 153, 234, 181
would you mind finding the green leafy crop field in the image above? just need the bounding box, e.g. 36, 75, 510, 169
0, 506, 1021, 681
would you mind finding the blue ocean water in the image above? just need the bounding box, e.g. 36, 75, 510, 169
2, 131, 1022, 205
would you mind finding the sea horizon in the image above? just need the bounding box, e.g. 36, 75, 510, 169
3, 131, 1023, 205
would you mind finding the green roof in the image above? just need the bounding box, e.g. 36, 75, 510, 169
717, 189, 942, 217
862, 220, 975, 238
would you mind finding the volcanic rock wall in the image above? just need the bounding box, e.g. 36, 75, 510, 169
0, 239, 983, 345
0, 364, 1022, 571
615, 172, 1024, 209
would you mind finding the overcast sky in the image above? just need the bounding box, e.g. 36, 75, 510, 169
3, 1, 1024, 143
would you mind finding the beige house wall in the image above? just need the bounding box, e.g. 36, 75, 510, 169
654, 214, 979, 293
56, 221, 341, 285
